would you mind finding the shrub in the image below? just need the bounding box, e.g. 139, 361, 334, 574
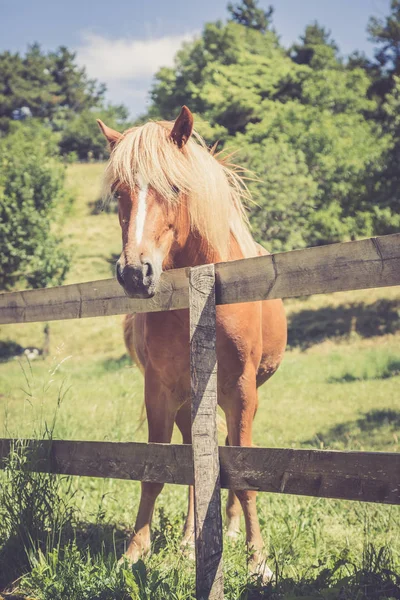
0, 121, 72, 290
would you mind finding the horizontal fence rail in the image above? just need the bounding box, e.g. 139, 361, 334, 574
1, 439, 399, 505
0, 233, 399, 324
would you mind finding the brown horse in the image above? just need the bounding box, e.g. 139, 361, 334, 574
98, 106, 287, 579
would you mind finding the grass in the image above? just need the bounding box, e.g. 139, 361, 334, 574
63, 162, 120, 284
0, 163, 399, 598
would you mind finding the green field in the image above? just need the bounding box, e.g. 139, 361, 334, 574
0, 163, 399, 599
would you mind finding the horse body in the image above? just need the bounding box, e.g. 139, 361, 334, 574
98, 107, 287, 579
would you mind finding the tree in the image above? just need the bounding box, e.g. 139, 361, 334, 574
0, 46, 56, 131
227, 0, 273, 33
238, 137, 317, 251
148, 12, 387, 250
290, 22, 339, 69
367, 0, 400, 98
149, 20, 286, 137
0, 121, 71, 290
362, 75, 400, 235
0, 44, 106, 133
240, 88, 384, 248
368, 0, 400, 73
0, 43, 131, 160
49, 46, 106, 115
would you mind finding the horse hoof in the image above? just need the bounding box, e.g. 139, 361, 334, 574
118, 544, 145, 568
117, 555, 131, 569
117, 554, 136, 569
181, 539, 195, 560
248, 555, 274, 583
226, 528, 241, 542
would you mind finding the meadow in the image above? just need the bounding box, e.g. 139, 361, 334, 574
0, 163, 399, 599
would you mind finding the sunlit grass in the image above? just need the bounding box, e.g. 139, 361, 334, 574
0, 163, 399, 598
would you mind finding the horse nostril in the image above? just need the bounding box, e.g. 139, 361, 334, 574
142, 261, 153, 278
116, 262, 124, 286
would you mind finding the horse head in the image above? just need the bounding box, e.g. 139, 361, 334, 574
98, 107, 194, 298
98, 105, 254, 298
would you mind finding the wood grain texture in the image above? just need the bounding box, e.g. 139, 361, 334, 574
0, 439, 193, 485
190, 264, 224, 600
219, 446, 400, 505
0, 266, 189, 324
0, 233, 399, 324
216, 232, 400, 305
0, 439, 399, 505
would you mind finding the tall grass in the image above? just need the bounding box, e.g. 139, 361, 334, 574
0, 358, 75, 590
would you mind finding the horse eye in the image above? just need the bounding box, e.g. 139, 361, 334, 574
113, 191, 121, 200
171, 185, 179, 195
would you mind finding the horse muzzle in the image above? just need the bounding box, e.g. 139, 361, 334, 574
116, 260, 157, 299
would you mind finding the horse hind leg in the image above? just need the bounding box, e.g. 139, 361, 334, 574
225, 373, 273, 583
175, 402, 195, 554
225, 437, 242, 541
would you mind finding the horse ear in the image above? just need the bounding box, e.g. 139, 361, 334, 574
97, 119, 123, 150
170, 106, 194, 149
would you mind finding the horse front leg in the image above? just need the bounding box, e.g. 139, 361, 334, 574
123, 366, 176, 564
175, 402, 195, 552
223, 369, 273, 582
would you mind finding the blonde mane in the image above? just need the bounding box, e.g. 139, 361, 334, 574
103, 120, 257, 261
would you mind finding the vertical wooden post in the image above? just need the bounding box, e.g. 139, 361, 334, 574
189, 264, 224, 600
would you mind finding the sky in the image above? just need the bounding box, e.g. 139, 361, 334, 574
0, 0, 392, 118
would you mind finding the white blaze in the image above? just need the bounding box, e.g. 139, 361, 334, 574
136, 182, 148, 245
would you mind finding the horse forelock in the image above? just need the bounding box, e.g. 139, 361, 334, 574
102, 120, 257, 261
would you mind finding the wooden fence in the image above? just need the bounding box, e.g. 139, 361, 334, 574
1, 233, 400, 599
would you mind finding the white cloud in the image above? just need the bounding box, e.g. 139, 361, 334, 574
75, 31, 195, 116
77, 31, 195, 81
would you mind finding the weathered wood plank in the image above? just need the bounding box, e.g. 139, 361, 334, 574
0, 439, 399, 505
0, 234, 399, 324
216, 232, 400, 305
0, 439, 193, 485
190, 264, 224, 600
0, 266, 189, 324
219, 446, 400, 505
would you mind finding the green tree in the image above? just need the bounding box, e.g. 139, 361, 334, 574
149, 13, 386, 250
238, 137, 317, 251
367, 0, 400, 98
240, 88, 384, 248
149, 21, 287, 137
227, 0, 273, 33
363, 75, 400, 234
0, 44, 106, 132
49, 46, 106, 115
0, 121, 71, 290
368, 0, 400, 73
0, 45, 55, 131
290, 22, 339, 69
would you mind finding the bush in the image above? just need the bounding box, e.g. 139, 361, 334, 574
0, 121, 72, 290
